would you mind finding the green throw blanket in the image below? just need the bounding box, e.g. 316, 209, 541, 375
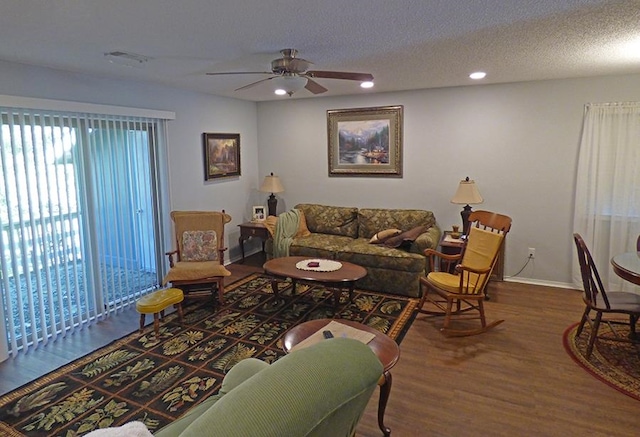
273, 209, 301, 258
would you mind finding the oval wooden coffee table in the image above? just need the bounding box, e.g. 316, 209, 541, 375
263, 256, 367, 311
283, 318, 400, 436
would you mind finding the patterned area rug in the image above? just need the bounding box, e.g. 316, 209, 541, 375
563, 322, 640, 401
0, 274, 417, 436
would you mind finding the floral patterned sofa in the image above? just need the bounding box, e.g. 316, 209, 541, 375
266, 203, 441, 298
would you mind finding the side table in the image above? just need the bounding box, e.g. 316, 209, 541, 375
238, 221, 269, 263
439, 231, 464, 273
283, 319, 400, 436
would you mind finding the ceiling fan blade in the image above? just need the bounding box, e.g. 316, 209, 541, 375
234, 77, 275, 91
206, 71, 273, 76
306, 70, 374, 82
304, 78, 328, 94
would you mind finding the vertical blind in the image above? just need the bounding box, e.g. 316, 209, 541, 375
0, 107, 168, 358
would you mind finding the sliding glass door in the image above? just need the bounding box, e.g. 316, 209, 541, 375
0, 109, 166, 357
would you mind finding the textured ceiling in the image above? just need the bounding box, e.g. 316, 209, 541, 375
0, 0, 639, 101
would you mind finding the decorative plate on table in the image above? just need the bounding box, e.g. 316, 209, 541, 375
296, 259, 343, 272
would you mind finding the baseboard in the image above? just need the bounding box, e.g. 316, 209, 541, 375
504, 276, 578, 290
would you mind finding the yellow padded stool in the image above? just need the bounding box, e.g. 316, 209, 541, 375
136, 288, 184, 335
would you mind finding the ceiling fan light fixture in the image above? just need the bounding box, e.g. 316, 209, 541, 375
272, 75, 308, 96
469, 71, 487, 80
360, 81, 374, 89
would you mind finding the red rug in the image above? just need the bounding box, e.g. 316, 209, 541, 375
563, 321, 640, 401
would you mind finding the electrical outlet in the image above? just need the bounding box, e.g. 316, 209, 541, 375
528, 248, 536, 259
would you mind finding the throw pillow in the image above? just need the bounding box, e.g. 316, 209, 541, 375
296, 209, 312, 237
266, 210, 311, 238
384, 225, 429, 248
181, 230, 218, 261
369, 228, 402, 244
264, 215, 278, 237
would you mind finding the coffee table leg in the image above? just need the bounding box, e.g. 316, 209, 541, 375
269, 277, 280, 298
378, 371, 392, 436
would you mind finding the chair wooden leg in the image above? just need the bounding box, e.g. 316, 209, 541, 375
586, 311, 602, 359
139, 314, 145, 332
417, 280, 429, 313
576, 307, 590, 336
477, 298, 487, 328
442, 298, 454, 330
217, 279, 225, 305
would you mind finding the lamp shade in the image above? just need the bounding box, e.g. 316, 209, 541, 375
272, 75, 307, 96
260, 173, 285, 194
450, 177, 483, 205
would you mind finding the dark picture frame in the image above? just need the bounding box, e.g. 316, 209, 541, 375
327, 105, 403, 177
203, 133, 241, 180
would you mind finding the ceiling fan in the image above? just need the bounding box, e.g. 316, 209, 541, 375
206, 49, 374, 96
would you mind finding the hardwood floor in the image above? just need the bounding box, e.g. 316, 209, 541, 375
2, 252, 639, 436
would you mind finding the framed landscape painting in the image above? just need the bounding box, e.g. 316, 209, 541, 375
327, 105, 403, 177
203, 133, 241, 180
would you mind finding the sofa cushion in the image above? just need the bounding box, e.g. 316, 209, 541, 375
295, 203, 359, 238
357, 208, 437, 239
383, 225, 430, 248
338, 238, 426, 272
369, 228, 402, 243
290, 234, 353, 259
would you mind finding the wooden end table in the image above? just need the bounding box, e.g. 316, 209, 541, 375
263, 256, 366, 311
283, 319, 400, 437
238, 221, 269, 263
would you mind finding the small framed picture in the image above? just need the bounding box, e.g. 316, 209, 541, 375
252, 206, 266, 222
203, 132, 241, 180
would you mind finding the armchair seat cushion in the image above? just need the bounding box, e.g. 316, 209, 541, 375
162, 261, 230, 285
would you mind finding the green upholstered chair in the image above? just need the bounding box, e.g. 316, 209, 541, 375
155, 337, 383, 437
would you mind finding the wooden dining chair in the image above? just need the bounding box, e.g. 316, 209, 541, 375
573, 233, 640, 358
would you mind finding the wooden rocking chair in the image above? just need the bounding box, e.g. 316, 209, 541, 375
418, 226, 505, 337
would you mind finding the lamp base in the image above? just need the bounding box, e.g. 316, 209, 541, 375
460, 204, 472, 237
267, 194, 278, 217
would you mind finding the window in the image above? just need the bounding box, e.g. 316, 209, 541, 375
0, 106, 169, 357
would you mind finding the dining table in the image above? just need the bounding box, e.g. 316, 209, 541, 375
611, 251, 640, 286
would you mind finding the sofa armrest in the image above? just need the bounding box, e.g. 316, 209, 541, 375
410, 225, 441, 255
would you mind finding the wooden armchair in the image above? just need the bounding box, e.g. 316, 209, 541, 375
163, 210, 232, 305
418, 226, 506, 336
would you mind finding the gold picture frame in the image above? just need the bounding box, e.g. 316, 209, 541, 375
203, 133, 241, 180
327, 105, 403, 177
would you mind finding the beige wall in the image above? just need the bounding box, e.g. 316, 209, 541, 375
256, 74, 640, 287
2, 58, 640, 286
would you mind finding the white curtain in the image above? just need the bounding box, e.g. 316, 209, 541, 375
573, 102, 640, 292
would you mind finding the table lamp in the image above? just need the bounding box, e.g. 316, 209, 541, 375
260, 172, 285, 217
450, 177, 483, 237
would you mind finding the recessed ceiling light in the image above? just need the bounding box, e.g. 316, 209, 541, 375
469, 71, 487, 80
360, 81, 374, 89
